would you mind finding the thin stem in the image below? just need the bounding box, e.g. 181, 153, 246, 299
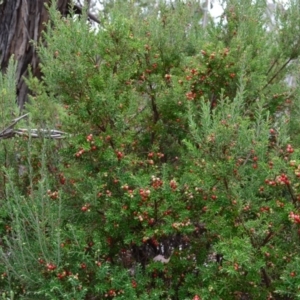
262, 58, 292, 91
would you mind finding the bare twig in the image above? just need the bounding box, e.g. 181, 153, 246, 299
0, 113, 29, 139
262, 58, 292, 91
14, 128, 68, 139
0, 114, 68, 140
73, 3, 101, 24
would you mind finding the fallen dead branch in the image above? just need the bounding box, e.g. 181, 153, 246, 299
0, 113, 68, 140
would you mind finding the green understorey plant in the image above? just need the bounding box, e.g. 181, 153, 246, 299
1, 0, 300, 299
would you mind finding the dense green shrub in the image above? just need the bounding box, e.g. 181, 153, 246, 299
1, 0, 300, 299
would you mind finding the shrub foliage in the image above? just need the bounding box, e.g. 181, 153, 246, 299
1, 0, 300, 299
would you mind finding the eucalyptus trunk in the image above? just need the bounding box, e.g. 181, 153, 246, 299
0, 0, 71, 109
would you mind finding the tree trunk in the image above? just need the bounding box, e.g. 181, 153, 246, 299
0, 0, 71, 109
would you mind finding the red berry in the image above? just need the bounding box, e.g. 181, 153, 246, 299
148, 152, 154, 158
46, 263, 56, 271
148, 218, 155, 226
287, 144, 294, 153
165, 74, 172, 80
96, 261, 101, 267
131, 280, 137, 288
81, 206, 88, 212
116, 151, 124, 160
86, 134, 93, 142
